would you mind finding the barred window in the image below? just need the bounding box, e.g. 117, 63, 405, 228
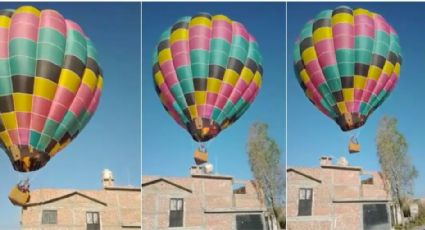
298, 188, 313, 216
86, 212, 100, 230
169, 198, 184, 227
42, 210, 57, 224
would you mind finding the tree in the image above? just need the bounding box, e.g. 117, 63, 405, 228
246, 122, 285, 228
376, 116, 418, 213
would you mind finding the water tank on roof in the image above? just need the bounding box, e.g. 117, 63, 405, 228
102, 169, 114, 180
337, 157, 349, 166
102, 169, 114, 187
204, 163, 214, 174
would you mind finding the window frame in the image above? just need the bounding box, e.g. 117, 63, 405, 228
363, 203, 390, 229
86, 211, 100, 230
235, 214, 265, 230
298, 188, 313, 216
169, 198, 184, 227
41, 209, 57, 225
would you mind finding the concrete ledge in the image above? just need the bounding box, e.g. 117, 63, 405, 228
204, 208, 266, 214
333, 198, 390, 203
287, 215, 333, 221
287, 168, 322, 183
191, 174, 233, 180
104, 186, 140, 191
142, 178, 192, 193
321, 165, 362, 171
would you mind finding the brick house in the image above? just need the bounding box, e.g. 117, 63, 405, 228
20, 169, 141, 229
287, 156, 393, 230
142, 165, 276, 230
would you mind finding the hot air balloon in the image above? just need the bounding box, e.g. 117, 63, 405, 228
0, 6, 102, 205
152, 13, 262, 164
293, 6, 401, 153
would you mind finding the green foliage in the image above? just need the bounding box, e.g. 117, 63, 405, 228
405, 203, 425, 229
246, 122, 285, 228
376, 116, 418, 209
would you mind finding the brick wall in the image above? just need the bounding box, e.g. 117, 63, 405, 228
21, 188, 140, 229
287, 161, 390, 230
142, 174, 267, 230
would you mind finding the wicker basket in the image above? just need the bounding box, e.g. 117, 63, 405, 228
194, 149, 208, 165
8, 186, 30, 206
348, 141, 360, 154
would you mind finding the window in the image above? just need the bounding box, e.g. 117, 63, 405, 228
363, 204, 390, 230
42, 210, 57, 224
233, 183, 246, 194
298, 188, 313, 216
236, 214, 264, 230
86, 212, 100, 230
361, 174, 374, 185
169, 198, 183, 227
264, 215, 270, 230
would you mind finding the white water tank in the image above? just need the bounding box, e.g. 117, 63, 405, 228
204, 163, 213, 174
337, 157, 348, 167
102, 169, 114, 187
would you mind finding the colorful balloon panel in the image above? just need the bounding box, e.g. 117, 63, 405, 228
293, 6, 401, 131
0, 6, 103, 172
153, 13, 263, 142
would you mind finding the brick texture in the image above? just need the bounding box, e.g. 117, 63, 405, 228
287, 157, 391, 230
142, 171, 269, 230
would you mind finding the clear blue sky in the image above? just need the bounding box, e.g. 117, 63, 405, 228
288, 2, 425, 198
142, 2, 286, 180
0, 3, 140, 228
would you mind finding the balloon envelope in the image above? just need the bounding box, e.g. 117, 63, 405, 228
293, 6, 401, 131
153, 13, 263, 142
0, 6, 103, 172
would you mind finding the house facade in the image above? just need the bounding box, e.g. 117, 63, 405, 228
142, 165, 275, 230
20, 169, 141, 229
287, 156, 392, 230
